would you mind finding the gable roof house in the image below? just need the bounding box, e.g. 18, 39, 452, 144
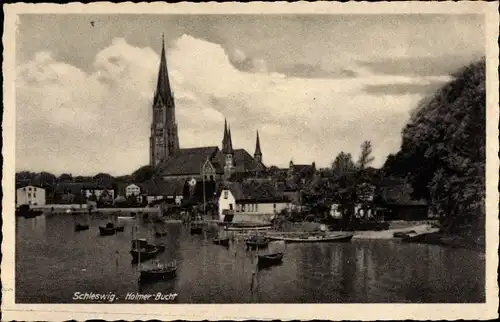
218, 179, 290, 223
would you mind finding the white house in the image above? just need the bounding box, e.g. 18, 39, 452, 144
218, 180, 290, 222
16, 185, 46, 207
82, 184, 115, 201
125, 184, 141, 197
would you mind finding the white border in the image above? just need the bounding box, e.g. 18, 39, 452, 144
2, 2, 499, 321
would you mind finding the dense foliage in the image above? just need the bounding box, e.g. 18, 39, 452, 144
384, 59, 486, 234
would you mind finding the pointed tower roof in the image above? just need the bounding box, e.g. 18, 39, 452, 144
227, 125, 234, 154
222, 118, 228, 149
154, 34, 174, 105
254, 130, 262, 156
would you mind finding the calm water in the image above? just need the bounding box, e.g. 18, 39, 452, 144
15, 213, 485, 303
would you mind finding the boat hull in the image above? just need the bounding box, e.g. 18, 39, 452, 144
130, 248, 159, 263
190, 227, 203, 235
75, 224, 89, 232
140, 268, 176, 282
258, 252, 284, 268
99, 226, 115, 236
213, 238, 230, 246
267, 234, 354, 243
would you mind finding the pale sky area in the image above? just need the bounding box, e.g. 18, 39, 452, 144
15, 14, 484, 176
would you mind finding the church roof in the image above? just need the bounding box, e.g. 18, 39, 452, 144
214, 149, 264, 173
156, 146, 221, 176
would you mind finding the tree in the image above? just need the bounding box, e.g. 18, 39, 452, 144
385, 58, 486, 234
132, 165, 155, 183
58, 173, 73, 182
331, 152, 355, 178
93, 173, 114, 186
357, 141, 375, 170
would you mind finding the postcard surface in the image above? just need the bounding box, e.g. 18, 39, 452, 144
2, 1, 499, 321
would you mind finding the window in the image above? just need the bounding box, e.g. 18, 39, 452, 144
23, 188, 26, 191
28, 193, 31, 198
34, 193, 36, 198
224, 191, 228, 199
229, 204, 233, 210
273, 203, 276, 209
28, 187, 32, 191
255, 204, 258, 212
34, 187, 37, 192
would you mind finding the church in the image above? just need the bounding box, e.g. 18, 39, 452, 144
150, 35, 266, 185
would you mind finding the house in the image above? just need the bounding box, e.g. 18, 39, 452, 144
16, 185, 46, 207
81, 183, 115, 201
375, 177, 429, 221
125, 184, 141, 197
218, 179, 290, 222
140, 179, 186, 205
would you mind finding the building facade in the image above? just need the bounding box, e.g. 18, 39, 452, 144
125, 184, 141, 197
16, 185, 46, 207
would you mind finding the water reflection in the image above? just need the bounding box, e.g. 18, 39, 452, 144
15, 213, 485, 303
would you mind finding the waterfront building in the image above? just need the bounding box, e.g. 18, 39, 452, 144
218, 179, 290, 222
125, 184, 141, 197
16, 185, 46, 207
149, 35, 265, 185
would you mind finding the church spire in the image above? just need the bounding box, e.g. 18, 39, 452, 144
222, 118, 228, 150
222, 119, 233, 154
154, 33, 174, 106
254, 130, 262, 163
227, 125, 234, 154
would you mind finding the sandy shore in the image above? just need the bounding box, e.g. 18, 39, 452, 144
351, 224, 440, 240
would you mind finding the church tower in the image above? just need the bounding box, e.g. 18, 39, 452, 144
254, 130, 262, 163
150, 34, 180, 167
222, 119, 234, 178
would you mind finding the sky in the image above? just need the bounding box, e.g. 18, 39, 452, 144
15, 14, 485, 176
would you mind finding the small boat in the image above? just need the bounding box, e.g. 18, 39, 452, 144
213, 237, 230, 246
99, 222, 116, 236
75, 223, 89, 232
117, 216, 135, 221
267, 233, 354, 243
393, 230, 416, 238
245, 236, 269, 249
258, 252, 284, 268
130, 247, 160, 263
190, 226, 203, 235
140, 261, 177, 283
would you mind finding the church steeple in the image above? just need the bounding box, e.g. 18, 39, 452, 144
154, 33, 174, 107
150, 34, 180, 167
222, 118, 228, 151
222, 119, 233, 155
254, 130, 262, 163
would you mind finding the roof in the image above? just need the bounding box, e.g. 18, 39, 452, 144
140, 179, 186, 196
157, 146, 220, 176
223, 179, 288, 203
16, 184, 44, 190
213, 149, 265, 173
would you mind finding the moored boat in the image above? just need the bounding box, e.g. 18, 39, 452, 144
245, 236, 269, 249
75, 223, 90, 232
258, 252, 284, 268
267, 233, 354, 243
190, 226, 203, 235
99, 223, 116, 236
213, 237, 230, 246
140, 261, 177, 283
130, 247, 160, 263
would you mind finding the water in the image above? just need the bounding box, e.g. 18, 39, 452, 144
15, 213, 485, 303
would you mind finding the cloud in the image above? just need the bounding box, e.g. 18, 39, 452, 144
17, 34, 446, 175
362, 78, 452, 96
357, 54, 484, 77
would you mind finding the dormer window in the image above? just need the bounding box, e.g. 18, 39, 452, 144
223, 191, 228, 199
